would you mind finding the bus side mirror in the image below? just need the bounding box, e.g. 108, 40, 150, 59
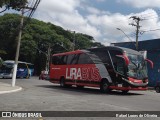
116, 55, 129, 66
145, 59, 153, 68
139, 51, 147, 59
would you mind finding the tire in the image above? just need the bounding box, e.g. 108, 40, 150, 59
26, 74, 30, 79
155, 86, 160, 93
121, 90, 129, 94
100, 79, 111, 93
65, 84, 72, 87
60, 78, 65, 87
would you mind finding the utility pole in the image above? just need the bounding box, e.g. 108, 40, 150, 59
46, 43, 51, 72
11, 0, 40, 86
129, 16, 142, 50
73, 31, 76, 51
12, 9, 24, 87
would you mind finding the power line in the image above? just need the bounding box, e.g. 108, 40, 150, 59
28, 0, 41, 18
0, 7, 7, 13
141, 28, 160, 33
22, 0, 41, 29
26, 0, 36, 17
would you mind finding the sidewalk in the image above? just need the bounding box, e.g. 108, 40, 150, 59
0, 82, 22, 94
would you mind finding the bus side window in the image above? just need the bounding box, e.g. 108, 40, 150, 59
52, 56, 60, 65
18, 63, 27, 69
66, 54, 79, 65
78, 53, 93, 64
94, 51, 110, 65
67, 54, 74, 65
71, 54, 79, 64
61, 55, 67, 65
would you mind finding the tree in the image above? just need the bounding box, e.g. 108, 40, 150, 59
0, 14, 20, 60
0, 0, 27, 13
0, 13, 104, 74
0, 57, 3, 67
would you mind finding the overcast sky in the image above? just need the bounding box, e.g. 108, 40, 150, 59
2, 0, 160, 46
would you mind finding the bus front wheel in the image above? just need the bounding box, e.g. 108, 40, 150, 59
155, 86, 160, 93
100, 79, 111, 93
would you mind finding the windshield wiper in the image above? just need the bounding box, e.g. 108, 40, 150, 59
130, 60, 138, 69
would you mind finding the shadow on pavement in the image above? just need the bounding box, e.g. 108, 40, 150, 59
36, 84, 144, 96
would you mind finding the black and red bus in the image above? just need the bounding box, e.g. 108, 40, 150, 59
49, 46, 153, 93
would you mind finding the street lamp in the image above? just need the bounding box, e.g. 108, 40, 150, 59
116, 28, 133, 42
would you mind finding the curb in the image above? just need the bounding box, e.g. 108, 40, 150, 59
0, 87, 22, 94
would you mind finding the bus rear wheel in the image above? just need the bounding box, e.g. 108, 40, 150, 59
121, 90, 129, 94
77, 85, 84, 89
100, 80, 111, 93
60, 78, 65, 87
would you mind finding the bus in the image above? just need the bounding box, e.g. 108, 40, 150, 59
0, 60, 34, 78
49, 46, 153, 93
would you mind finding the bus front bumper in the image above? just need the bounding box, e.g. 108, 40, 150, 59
122, 77, 148, 87
109, 86, 148, 91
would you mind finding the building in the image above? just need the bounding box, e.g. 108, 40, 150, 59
111, 38, 160, 87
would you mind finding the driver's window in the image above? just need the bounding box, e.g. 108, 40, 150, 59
109, 50, 122, 71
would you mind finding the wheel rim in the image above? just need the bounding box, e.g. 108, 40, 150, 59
60, 79, 64, 87
103, 83, 108, 90
156, 87, 160, 93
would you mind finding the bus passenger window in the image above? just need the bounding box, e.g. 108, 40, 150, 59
67, 54, 74, 64
78, 53, 93, 64
61, 55, 67, 65
52, 56, 60, 65
70, 54, 79, 64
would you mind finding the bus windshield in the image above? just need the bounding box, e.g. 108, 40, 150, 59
126, 53, 147, 79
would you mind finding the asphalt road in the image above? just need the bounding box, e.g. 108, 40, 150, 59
0, 77, 160, 120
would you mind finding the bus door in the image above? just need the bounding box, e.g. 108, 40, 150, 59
17, 63, 27, 77
109, 50, 124, 84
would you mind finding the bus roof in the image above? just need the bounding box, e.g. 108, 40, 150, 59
53, 46, 142, 56
88, 46, 141, 55
53, 50, 83, 56
4, 60, 33, 65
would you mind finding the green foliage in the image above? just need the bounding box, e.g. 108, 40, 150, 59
0, 50, 7, 55
0, 13, 104, 74
0, 14, 20, 59
0, 0, 27, 11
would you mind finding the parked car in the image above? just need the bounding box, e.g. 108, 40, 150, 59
155, 81, 160, 93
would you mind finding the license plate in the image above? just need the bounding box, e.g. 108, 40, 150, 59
118, 84, 122, 87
